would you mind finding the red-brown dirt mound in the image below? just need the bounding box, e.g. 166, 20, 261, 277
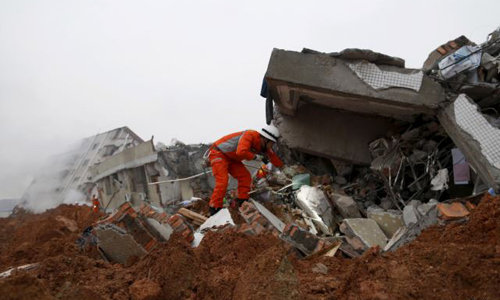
0, 196, 499, 300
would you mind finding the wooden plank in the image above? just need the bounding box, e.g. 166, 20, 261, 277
178, 208, 208, 224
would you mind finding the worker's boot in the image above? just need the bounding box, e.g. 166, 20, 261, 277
235, 198, 249, 208
209, 207, 222, 216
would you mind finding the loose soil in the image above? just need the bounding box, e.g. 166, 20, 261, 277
0, 196, 499, 300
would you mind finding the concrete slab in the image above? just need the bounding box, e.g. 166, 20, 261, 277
438, 94, 500, 190
265, 49, 445, 121
95, 224, 147, 264
296, 186, 334, 234
340, 219, 388, 250
367, 209, 404, 238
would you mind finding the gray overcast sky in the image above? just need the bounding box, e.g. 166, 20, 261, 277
0, 0, 499, 199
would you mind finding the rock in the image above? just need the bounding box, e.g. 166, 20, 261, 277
312, 263, 328, 275
129, 279, 161, 300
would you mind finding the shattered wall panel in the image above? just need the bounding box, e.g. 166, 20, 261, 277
438, 94, 500, 190
348, 61, 423, 92
454, 95, 500, 169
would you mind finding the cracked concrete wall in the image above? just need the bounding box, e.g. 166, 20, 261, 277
438, 94, 500, 190
274, 104, 396, 165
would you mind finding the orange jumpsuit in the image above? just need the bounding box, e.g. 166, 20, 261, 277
209, 130, 283, 208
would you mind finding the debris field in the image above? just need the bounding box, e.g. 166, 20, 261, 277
0, 194, 499, 300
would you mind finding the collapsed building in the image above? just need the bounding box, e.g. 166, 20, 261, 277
20, 127, 144, 212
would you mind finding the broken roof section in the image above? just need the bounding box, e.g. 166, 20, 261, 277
265, 48, 446, 121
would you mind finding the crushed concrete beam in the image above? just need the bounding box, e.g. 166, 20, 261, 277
265, 48, 446, 120
438, 94, 500, 190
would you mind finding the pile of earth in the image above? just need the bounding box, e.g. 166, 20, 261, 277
0, 195, 499, 300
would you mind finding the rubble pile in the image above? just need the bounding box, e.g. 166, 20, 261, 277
0, 195, 499, 299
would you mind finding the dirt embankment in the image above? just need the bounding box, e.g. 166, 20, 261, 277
1, 196, 499, 300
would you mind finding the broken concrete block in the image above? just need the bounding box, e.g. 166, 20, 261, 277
145, 218, 173, 241
437, 202, 470, 220
296, 186, 334, 234
403, 204, 421, 227
331, 193, 362, 219
280, 223, 330, 256
367, 209, 404, 238
417, 199, 438, 216
384, 206, 438, 252
95, 224, 148, 264
340, 219, 388, 250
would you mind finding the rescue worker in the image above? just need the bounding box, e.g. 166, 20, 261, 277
208, 124, 283, 215
91, 195, 100, 213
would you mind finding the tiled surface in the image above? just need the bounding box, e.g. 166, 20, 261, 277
454, 94, 500, 169
348, 61, 423, 92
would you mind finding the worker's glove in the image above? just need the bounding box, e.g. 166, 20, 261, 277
254, 154, 269, 164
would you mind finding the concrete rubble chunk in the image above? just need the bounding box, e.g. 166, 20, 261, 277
331, 193, 362, 219
340, 218, 388, 251
367, 209, 404, 238
384, 206, 439, 252
438, 94, 500, 191
417, 199, 438, 216
296, 186, 334, 234
403, 201, 422, 227
95, 224, 148, 264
